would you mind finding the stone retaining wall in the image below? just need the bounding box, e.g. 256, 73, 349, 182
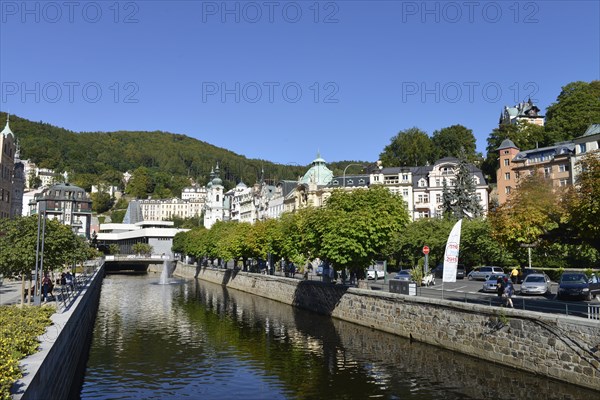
176, 262, 600, 391
12, 265, 105, 400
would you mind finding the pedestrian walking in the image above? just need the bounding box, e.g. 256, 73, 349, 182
503, 279, 514, 308
496, 275, 505, 299
41, 274, 52, 302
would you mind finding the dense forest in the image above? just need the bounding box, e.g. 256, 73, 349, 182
2, 112, 368, 197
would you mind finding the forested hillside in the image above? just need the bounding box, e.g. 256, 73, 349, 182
2, 112, 331, 196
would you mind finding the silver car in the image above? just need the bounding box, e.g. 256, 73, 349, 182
520, 273, 551, 295
469, 266, 505, 281
482, 273, 507, 293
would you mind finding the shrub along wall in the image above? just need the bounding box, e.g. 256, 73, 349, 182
175, 262, 600, 391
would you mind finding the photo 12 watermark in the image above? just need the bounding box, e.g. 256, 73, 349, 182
1, 1, 140, 24
1, 81, 140, 104
400, 1, 539, 24
201, 1, 339, 23
400, 81, 539, 104
201, 81, 340, 104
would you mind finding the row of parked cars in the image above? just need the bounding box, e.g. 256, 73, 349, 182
471, 266, 600, 301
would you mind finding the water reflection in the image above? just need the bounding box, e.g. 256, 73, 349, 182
79, 274, 596, 399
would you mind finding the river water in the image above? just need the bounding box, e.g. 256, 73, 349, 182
78, 274, 597, 399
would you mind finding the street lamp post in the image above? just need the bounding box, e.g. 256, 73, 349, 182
343, 163, 365, 187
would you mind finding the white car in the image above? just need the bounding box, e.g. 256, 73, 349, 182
367, 269, 385, 280
421, 272, 435, 286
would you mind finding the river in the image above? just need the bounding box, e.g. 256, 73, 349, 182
78, 274, 596, 399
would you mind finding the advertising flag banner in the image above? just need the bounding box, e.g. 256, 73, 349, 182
442, 219, 462, 283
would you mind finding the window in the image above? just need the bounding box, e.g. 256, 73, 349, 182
515, 171, 520, 179
402, 174, 409, 181
402, 189, 409, 197
504, 159, 510, 166
332, 180, 339, 185
579, 143, 586, 153
544, 166, 552, 177
505, 172, 510, 180
559, 164, 569, 173
358, 179, 365, 184
418, 178, 427, 187
559, 179, 568, 187
503, 150, 509, 154
436, 194, 442, 203
505, 187, 511, 194
373, 175, 379, 182
435, 178, 440, 187
347, 179, 354, 185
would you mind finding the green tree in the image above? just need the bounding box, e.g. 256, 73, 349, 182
312, 186, 411, 273
545, 81, 600, 140
431, 125, 479, 163
108, 244, 120, 255
91, 191, 114, 214
379, 127, 436, 167
441, 158, 483, 219
562, 152, 600, 254
132, 242, 153, 255
125, 167, 154, 199
489, 173, 562, 262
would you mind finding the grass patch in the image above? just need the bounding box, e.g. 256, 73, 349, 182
0, 305, 54, 400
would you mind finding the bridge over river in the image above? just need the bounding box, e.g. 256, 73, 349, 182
102, 255, 174, 273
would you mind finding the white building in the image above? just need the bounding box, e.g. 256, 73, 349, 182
96, 220, 188, 257
203, 165, 226, 229
570, 124, 600, 183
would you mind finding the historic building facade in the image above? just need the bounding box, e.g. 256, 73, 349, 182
0, 116, 16, 218
29, 178, 93, 239
496, 124, 600, 205
499, 99, 545, 126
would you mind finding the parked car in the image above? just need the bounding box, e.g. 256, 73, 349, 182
468, 266, 504, 281
520, 273, 551, 295
557, 273, 600, 301
394, 270, 412, 281
517, 268, 541, 284
432, 264, 465, 279
421, 272, 435, 286
482, 273, 507, 293
367, 268, 385, 280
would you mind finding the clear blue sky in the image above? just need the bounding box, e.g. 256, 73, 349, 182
1, 1, 598, 165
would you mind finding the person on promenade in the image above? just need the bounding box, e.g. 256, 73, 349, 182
65, 272, 74, 289
511, 267, 519, 284
503, 278, 514, 308
496, 275, 505, 301
41, 274, 52, 302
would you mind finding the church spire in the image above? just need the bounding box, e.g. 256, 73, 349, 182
1, 113, 14, 137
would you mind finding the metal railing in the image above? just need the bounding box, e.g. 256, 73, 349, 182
56, 260, 101, 312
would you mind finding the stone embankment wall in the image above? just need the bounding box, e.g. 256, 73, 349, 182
12, 265, 105, 400
175, 262, 600, 391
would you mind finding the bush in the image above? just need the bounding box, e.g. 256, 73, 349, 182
0, 306, 54, 399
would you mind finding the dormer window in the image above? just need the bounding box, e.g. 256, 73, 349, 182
418, 178, 427, 187
332, 180, 339, 185
347, 179, 354, 185
358, 179, 365, 184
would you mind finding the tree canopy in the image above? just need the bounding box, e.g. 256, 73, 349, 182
431, 125, 479, 162
379, 127, 436, 167
545, 81, 600, 140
